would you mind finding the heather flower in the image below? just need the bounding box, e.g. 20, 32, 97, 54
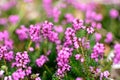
0, 18, 7, 26
4, 76, 12, 80
96, 23, 102, 29
95, 33, 102, 42
109, 9, 119, 19
113, 44, 120, 64
25, 66, 32, 76
86, 27, 94, 34
64, 28, 75, 46
36, 55, 48, 67
54, 26, 63, 33
4, 51, 14, 61
100, 71, 110, 80
12, 68, 26, 80
76, 77, 83, 80
65, 13, 74, 23
8, 15, 19, 24
90, 66, 101, 74
29, 24, 41, 42
104, 32, 113, 43
75, 54, 81, 60
56, 47, 72, 77
16, 25, 29, 41
42, 0, 53, 17
94, 13, 103, 22
35, 77, 41, 80
81, 37, 90, 49
0, 70, 4, 78
12, 51, 30, 68
4, 39, 13, 49
48, 31, 61, 44
0, 30, 9, 41
52, 8, 61, 22
41, 21, 53, 38
91, 43, 105, 61
0, 0, 17, 11
42, 21, 60, 44
72, 19, 84, 31
0, 46, 13, 61
73, 37, 80, 49
75, 54, 84, 63
29, 47, 34, 52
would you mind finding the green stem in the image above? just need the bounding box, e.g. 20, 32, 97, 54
44, 64, 52, 75
27, 40, 32, 51
3, 58, 8, 75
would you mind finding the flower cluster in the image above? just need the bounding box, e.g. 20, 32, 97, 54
56, 47, 72, 77
29, 24, 41, 42
64, 28, 75, 46
0, 46, 13, 61
72, 19, 84, 31
12, 67, 32, 80
113, 44, 120, 64
12, 51, 30, 68
42, 21, 60, 44
104, 32, 113, 43
0, 30, 13, 49
36, 55, 49, 67
75, 54, 84, 63
16, 25, 29, 41
91, 43, 105, 61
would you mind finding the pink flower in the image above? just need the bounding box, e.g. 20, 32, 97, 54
86, 27, 94, 34
95, 33, 102, 42
76, 77, 83, 80
104, 32, 113, 43
109, 9, 119, 19
8, 15, 19, 24
36, 55, 48, 67
54, 26, 63, 33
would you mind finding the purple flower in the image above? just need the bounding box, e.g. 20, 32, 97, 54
72, 19, 84, 31
52, 8, 61, 22
25, 66, 32, 76
41, 21, 53, 38
64, 28, 75, 46
75, 54, 84, 63
12, 68, 26, 80
95, 33, 102, 42
113, 44, 120, 64
75, 54, 81, 60
12, 51, 30, 68
0, 0, 17, 11
109, 9, 119, 19
29, 47, 34, 52
36, 55, 48, 67
29, 24, 41, 42
91, 43, 105, 61
8, 15, 19, 24
0, 18, 7, 26
100, 71, 110, 80
104, 32, 113, 43
16, 25, 29, 41
86, 27, 94, 34
42, 0, 53, 17
56, 47, 72, 77
65, 13, 74, 23
76, 77, 83, 80
54, 26, 63, 33
4, 76, 12, 80
0, 70, 4, 78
